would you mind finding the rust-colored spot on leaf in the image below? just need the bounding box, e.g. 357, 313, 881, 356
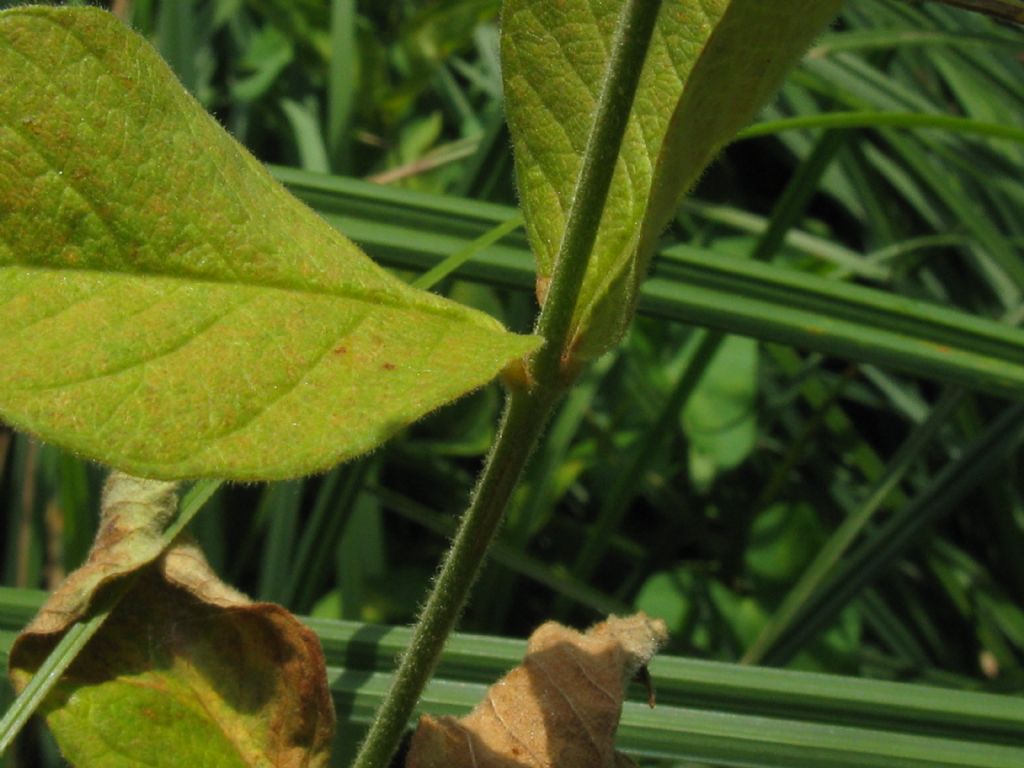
333, 345, 348, 355
535, 276, 551, 307
406, 613, 667, 768
382, 362, 396, 371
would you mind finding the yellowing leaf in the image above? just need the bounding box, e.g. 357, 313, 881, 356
0, 7, 537, 480
406, 613, 668, 768
9, 473, 334, 767
502, 0, 841, 361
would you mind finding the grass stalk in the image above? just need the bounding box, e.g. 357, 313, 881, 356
742, 387, 964, 664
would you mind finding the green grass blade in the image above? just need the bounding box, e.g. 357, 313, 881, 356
273, 166, 1024, 398
256, 480, 304, 605
327, 0, 357, 172
738, 111, 1024, 145
811, 28, 1024, 55
765, 401, 1024, 664
280, 98, 331, 173
411, 213, 523, 290
7, 595, 1021, 765
285, 461, 369, 613
0, 604, 110, 756
743, 387, 964, 664
333, 669, 1024, 767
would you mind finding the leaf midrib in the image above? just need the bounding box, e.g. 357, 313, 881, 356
0, 11, 498, 330
0, 262, 488, 326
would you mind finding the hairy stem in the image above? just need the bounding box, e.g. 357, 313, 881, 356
349, 2, 663, 766
349, 386, 558, 768
531, 0, 663, 385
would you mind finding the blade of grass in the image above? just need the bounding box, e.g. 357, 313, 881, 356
764, 401, 1024, 665
810, 28, 1024, 55
0, 595, 114, 756
795, 55, 1024, 297
3, 592, 1024, 758
338, 480, 384, 623
410, 212, 523, 290
327, 0, 357, 173
280, 98, 331, 174
256, 480, 304, 606
743, 387, 964, 663
737, 111, 1024, 145
155, 0, 200, 94
860, 587, 933, 666
678, 199, 879, 279
272, 166, 1024, 398
335, 671, 1024, 767
286, 461, 371, 613
451, 104, 512, 200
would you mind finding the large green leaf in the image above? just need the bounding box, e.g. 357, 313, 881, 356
0, 7, 536, 480
502, 0, 841, 360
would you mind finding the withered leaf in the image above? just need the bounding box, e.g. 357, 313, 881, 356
8, 473, 334, 768
406, 614, 668, 768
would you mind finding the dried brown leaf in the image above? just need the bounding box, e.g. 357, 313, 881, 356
9, 473, 334, 767
406, 614, 668, 768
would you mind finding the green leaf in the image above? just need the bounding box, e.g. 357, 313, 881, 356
8, 474, 334, 768
502, 0, 841, 360
682, 335, 758, 487
744, 502, 825, 585
0, 7, 537, 480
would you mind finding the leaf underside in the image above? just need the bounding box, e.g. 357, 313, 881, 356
502, 0, 842, 361
0, 8, 537, 480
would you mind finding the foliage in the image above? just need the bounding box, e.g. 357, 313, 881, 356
0, 6, 534, 480
10, 475, 334, 768
1, 0, 1023, 767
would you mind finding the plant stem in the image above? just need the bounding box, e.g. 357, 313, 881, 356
531, 0, 663, 384
350, 2, 663, 766
349, 386, 558, 768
